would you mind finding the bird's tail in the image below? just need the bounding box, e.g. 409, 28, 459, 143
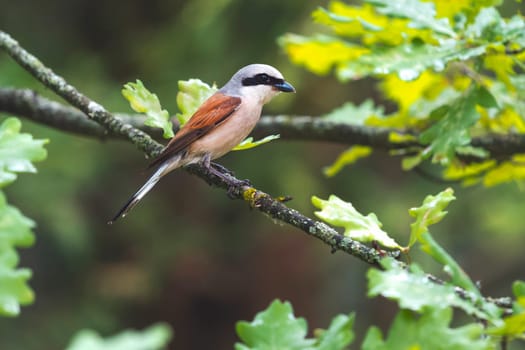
108, 160, 173, 224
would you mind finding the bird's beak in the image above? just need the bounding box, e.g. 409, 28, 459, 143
274, 80, 296, 93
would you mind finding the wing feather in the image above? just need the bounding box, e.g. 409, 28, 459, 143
148, 93, 241, 169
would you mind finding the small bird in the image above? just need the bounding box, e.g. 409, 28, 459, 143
109, 64, 295, 223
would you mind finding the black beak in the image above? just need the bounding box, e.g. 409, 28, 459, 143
274, 80, 296, 93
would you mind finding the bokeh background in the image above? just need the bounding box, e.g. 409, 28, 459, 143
1, 0, 524, 349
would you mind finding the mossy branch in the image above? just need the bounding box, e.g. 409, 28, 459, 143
0, 30, 391, 264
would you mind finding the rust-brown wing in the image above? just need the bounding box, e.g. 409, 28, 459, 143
148, 92, 241, 169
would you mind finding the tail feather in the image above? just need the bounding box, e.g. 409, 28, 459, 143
108, 162, 171, 224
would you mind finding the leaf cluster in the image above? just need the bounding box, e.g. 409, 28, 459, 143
236, 188, 525, 349
0, 118, 47, 317
280, 0, 525, 185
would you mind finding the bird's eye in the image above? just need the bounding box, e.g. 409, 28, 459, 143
242, 73, 275, 87
257, 73, 270, 84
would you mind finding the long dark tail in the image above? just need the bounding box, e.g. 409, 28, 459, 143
108, 162, 171, 224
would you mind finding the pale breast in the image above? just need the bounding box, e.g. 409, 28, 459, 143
188, 100, 263, 160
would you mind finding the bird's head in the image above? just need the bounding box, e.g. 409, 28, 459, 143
221, 64, 295, 104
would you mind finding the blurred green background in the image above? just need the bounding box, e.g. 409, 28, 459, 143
1, 0, 524, 349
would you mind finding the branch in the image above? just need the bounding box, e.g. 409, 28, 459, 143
2, 87, 525, 159
0, 88, 164, 140
256, 116, 525, 158
255, 115, 412, 150
0, 30, 390, 264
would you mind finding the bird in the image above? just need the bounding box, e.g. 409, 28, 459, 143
108, 64, 295, 224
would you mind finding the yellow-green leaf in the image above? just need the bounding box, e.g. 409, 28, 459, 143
122, 80, 173, 138
175, 79, 217, 126
323, 146, 372, 177
388, 131, 418, 143
408, 188, 455, 247
443, 160, 496, 185
368, 258, 496, 320
380, 71, 447, 114
232, 135, 280, 151
401, 153, 423, 171
0, 118, 48, 188
279, 34, 369, 76
0, 191, 35, 317
483, 156, 525, 187
312, 195, 401, 249
479, 107, 525, 134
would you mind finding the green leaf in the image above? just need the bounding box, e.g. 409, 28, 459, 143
0, 191, 35, 316
407, 188, 494, 303
361, 327, 384, 350
337, 40, 487, 81
315, 313, 355, 350
0, 118, 45, 317
408, 188, 456, 247
465, 7, 503, 40
513, 280, 525, 299
312, 195, 401, 249
368, 258, 495, 320
475, 85, 499, 109
323, 99, 384, 125
362, 308, 492, 350
235, 299, 315, 350
0, 117, 48, 187
465, 7, 525, 44
236, 300, 354, 350
419, 85, 487, 165
408, 189, 483, 295
365, 0, 456, 37
232, 134, 280, 151
323, 146, 372, 177
122, 80, 173, 139
401, 153, 424, 171
455, 146, 489, 159
175, 78, 217, 126
66, 323, 173, 350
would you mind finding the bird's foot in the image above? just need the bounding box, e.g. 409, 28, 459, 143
210, 162, 235, 176
199, 156, 252, 198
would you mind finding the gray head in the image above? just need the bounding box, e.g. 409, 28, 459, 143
220, 64, 295, 103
